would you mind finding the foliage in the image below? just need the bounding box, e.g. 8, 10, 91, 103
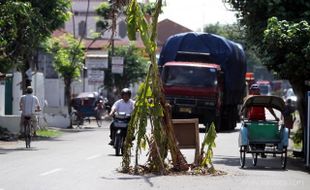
44, 34, 84, 124
0, 1, 43, 72
263, 17, 310, 81
95, 2, 112, 32
122, 0, 190, 175
122, 0, 218, 176
199, 123, 217, 169
0, 0, 71, 89
36, 129, 62, 138
292, 127, 303, 145
262, 17, 310, 133
45, 34, 84, 81
223, 0, 310, 46
224, 0, 310, 141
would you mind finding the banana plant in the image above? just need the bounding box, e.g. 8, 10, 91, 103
122, 0, 188, 174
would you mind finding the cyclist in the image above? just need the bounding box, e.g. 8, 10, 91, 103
19, 86, 41, 137
246, 84, 279, 158
108, 88, 135, 145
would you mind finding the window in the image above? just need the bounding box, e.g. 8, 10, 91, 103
118, 20, 127, 38
78, 21, 87, 37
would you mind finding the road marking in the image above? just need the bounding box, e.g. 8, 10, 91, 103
40, 168, 63, 176
86, 154, 102, 160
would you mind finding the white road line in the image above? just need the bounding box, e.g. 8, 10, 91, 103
40, 168, 63, 176
86, 154, 102, 160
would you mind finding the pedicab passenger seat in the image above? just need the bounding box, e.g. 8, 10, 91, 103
244, 120, 281, 144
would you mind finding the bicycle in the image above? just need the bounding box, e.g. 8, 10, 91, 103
23, 116, 33, 148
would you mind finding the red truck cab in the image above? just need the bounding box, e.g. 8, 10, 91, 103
161, 61, 223, 129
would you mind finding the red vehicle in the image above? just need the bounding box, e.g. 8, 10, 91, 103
162, 61, 223, 130
159, 32, 246, 131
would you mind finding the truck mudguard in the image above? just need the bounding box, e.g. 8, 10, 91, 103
158, 32, 246, 105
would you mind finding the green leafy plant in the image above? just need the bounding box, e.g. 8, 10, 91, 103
199, 123, 217, 173
121, 0, 217, 175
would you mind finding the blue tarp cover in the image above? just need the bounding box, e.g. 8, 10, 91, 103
158, 32, 246, 105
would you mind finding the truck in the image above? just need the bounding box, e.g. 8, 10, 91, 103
256, 80, 271, 95
158, 32, 246, 131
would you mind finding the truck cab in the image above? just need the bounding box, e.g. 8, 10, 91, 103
161, 61, 223, 130
257, 80, 271, 95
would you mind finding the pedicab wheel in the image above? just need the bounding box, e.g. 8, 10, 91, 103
281, 147, 287, 169
240, 145, 246, 168
70, 112, 79, 127
252, 153, 258, 166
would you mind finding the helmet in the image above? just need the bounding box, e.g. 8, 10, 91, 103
26, 86, 33, 94
250, 84, 259, 90
249, 84, 260, 95
121, 88, 131, 98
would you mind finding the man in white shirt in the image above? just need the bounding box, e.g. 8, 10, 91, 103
19, 86, 41, 136
108, 88, 135, 145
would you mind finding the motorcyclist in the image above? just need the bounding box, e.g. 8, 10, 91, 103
108, 88, 135, 145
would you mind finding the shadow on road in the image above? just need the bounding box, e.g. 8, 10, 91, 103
101, 174, 161, 187
0, 147, 42, 154
213, 153, 309, 173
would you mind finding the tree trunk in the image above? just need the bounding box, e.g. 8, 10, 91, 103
291, 79, 310, 154
64, 77, 72, 128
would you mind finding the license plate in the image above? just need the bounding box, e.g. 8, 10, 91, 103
179, 107, 192, 113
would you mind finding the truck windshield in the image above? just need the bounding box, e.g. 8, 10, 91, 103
163, 66, 218, 87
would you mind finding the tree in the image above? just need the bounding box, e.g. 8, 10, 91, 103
224, 0, 310, 151
223, 0, 310, 46
45, 34, 85, 126
263, 17, 310, 138
0, 0, 71, 91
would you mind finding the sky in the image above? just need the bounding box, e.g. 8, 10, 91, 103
157, 0, 237, 31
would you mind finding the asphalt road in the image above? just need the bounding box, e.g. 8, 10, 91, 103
0, 119, 309, 190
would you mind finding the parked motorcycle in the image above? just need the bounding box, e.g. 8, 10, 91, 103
111, 112, 131, 156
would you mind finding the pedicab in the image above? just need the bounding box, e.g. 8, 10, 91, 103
71, 92, 105, 128
238, 95, 289, 169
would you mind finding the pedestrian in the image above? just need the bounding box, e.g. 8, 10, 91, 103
282, 99, 296, 133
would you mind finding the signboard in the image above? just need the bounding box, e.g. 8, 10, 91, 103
172, 118, 200, 164
86, 54, 108, 69
88, 70, 104, 84
111, 56, 124, 74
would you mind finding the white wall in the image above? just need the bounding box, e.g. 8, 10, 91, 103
0, 81, 5, 115
45, 79, 65, 107
12, 72, 22, 115
0, 115, 20, 134
12, 72, 45, 115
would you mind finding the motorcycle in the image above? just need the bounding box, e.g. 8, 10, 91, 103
111, 112, 131, 156
103, 97, 112, 114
